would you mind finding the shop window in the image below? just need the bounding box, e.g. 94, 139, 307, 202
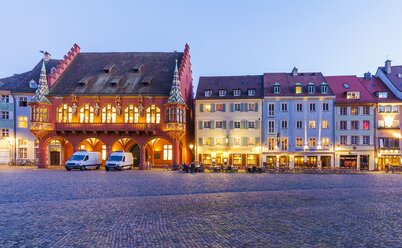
233, 154, 242, 165
247, 154, 256, 166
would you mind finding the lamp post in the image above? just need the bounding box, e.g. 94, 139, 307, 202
189, 144, 194, 163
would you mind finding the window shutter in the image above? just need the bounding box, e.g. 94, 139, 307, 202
200, 104, 204, 112
211, 120, 215, 129
245, 103, 249, 112
336, 136, 340, 144
199, 121, 203, 129
240, 103, 244, 112
198, 138, 203, 146
9, 112, 13, 120
241, 137, 246, 146
241, 120, 245, 129
370, 136, 373, 145
256, 137, 260, 144
255, 103, 258, 112
255, 120, 260, 129
347, 136, 350, 145
211, 104, 215, 112
230, 120, 234, 129
245, 120, 249, 128
230, 103, 234, 112
223, 120, 227, 129
210, 138, 215, 146
229, 137, 234, 146
222, 104, 226, 112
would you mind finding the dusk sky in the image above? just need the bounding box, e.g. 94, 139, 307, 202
1, 0, 402, 90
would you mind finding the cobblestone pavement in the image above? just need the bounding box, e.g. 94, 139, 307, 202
0, 166, 401, 247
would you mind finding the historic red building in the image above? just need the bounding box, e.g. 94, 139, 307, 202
29, 44, 194, 169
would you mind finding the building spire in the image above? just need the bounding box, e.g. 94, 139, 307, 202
30, 60, 51, 104
166, 59, 186, 105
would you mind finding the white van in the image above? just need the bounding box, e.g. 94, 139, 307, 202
105, 151, 133, 171
65, 150, 102, 171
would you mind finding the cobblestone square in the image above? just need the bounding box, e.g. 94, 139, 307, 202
0, 166, 401, 247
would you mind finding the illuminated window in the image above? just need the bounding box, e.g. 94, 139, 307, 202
296, 138, 303, 147
163, 145, 172, 160
322, 138, 329, 147
295, 85, 302, 94
351, 107, 359, 115
392, 106, 398, 113
309, 120, 316, 128
18, 148, 27, 159
234, 137, 241, 146
247, 154, 256, 165
322, 120, 329, 129
346, 91, 360, 99
102, 145, 107, 160
101, 104, 117, 123
204, 104, 211, 112
363, 121, 369, 130
18, 116, 28, 128
204, 138, 211, 146
268, 138, 275, 150
233, 154, 242, 165
215, 104, 223, 111
18, 139, 27, 146
248, 103, 255, 111
57, 104, 72, 123
309, 138, 316, 147
146, 105, 160, 123
281, 138, 288, 150
124, 105, 139, 123
248, 137, 255, 146
32, 107, 48, 122
50, 140, 60, 146
216, 137, 225, 146
79, 104, 94, 123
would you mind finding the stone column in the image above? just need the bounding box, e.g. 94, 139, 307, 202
38, 139, 47, 168
357, 155, 360, 170
139, 145, 146, 170
172, 140, 180, 166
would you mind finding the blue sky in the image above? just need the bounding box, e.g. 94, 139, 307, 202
1, 0, 402, 90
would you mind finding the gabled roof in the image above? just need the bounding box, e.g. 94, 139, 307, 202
378, 65, 402, 92
196, 75, 263, 100
48, 52, 183, 96
0, 59, 60, 93
325, 75, 376, 103
358, 76, 400, 103
263, 72, 334, 96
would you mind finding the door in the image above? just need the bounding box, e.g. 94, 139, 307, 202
130, 144, 140, 167
50, 151, 60, 165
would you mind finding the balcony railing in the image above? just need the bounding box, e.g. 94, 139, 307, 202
55, 122, 160, 132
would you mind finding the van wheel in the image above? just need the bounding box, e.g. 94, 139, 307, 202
80, 166, 85, 171
96, 165, 100, 169
66, 168, 71, 171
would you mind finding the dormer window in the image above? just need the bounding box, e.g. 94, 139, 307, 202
343, 83, 350, 89
103, 64, 115, 73
29, 80, 37, 89
308, 82, 315, 94
233, 89, 241, 96
273, 83, 281, 94
377, 92, 388, 98
132, 63, 144, 72
218, 89, 227, 97
142, 76, 153, 85
321, 82, 328, 94
295, 83, 302, 94
204, 90, 212, 97
346, 91, 360, 99
248, 89, 256, 96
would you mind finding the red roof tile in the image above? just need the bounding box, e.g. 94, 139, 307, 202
325, 75, 376, 103
358, 76, 400, 103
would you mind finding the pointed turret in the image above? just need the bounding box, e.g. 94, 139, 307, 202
30, 60, 51, 104
166, 60, 186, 105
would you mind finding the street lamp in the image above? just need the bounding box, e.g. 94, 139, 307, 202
189, 144, 194, 150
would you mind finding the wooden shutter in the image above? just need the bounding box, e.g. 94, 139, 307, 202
198, 138, 203, 146
211, 104, 215, 112
211, 120, 215, 129
230, 120, 234, 129
230, 103, 234, 112
255, 103, 258, 112
200, 104, 204, 112
223, 120, 227, 129
255, 120, 260, 129
199, 121, 203, 129
222, 104, 226, 112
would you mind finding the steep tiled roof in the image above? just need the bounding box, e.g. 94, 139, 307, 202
196, 75, 263, 100
358, 76, 400, 103
0, 59, 60, 93
48, 52, 183, 96
264, 72, 334, 96
378, 65, 402, 92
325, 75, 375, 103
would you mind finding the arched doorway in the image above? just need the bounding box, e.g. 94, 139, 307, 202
144, 137, 174, 168
110, 137, 139, 167
45, 137, 74, 166
76, 138, 107, 164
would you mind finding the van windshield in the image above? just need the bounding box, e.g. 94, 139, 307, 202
108, 156, 123, 162
69, 155, 85, 161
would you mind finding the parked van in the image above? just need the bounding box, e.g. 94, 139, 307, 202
105, 151, 133, 171
65, 150, 102, 171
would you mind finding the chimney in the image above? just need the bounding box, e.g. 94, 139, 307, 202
385, 60, 392, 74
291, 67, 298, 76
364, 72, 372, 80
43, 51, 51, 62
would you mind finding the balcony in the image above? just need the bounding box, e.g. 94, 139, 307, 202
55, 122, 160, 133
